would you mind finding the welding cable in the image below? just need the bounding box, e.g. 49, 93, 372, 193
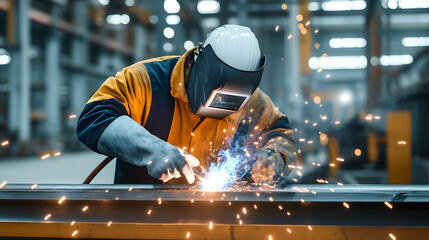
83, 156, 115, 184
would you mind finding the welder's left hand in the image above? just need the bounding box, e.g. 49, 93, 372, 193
250, 148, 286, 185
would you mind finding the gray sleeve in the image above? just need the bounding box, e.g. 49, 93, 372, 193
97, 115, 166, 167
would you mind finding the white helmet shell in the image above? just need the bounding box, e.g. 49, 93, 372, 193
202, 25, 261, 71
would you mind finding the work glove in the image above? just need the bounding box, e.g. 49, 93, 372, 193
250, 148, 286, 185
97, 116, 199, 183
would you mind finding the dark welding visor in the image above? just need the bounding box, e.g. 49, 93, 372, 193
187, 44, 266, 119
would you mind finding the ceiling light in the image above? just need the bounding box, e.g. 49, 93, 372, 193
197, 0, 220, 14
401, 37, 429, 47
163, 27, 175, 39
98, 0, 109, 6
380, 55, 413, 66
166, 15, 181, 25
339, 91, 352, 104
125, 0, 134, 7
322, 0, 366, 11
0, 49, 11, 65
184, 40, 194, 50
164, 0, 180, 14
329, 38, 367, 48
163, 43, 174, 53
309, 56, 367, 70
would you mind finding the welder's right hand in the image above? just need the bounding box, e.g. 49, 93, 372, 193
97, 116, 200, 184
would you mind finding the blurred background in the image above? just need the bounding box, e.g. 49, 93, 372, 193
0, 0, 428, 185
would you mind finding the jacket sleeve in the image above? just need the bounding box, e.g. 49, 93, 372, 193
76, 65, 151, 153
244, 89, 297, 166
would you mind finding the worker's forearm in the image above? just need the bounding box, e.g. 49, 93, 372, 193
97, 115, 166, 167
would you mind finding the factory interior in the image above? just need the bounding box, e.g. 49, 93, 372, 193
0, 0, 429, 239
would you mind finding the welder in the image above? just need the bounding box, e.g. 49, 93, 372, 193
77, 25, 296, 185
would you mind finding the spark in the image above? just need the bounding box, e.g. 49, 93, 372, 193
278, 205, 283, 210
336, 157, 344, 162
305, 21, 310, 26
385, 201, 393, 209
105, 190, 109, 192
299, 138, 305, 142
128, 187, 133, 191
147, 209, 152, 215
287, 211, 291, 216
186, 232, 190, 239
158, 197, 162, 204
54, 152, 61, 156
281, 3, 287, 10
288, 34, 292, 39
0, 181, 7, 188
397, 141, 407, 145
237, 214, 240, 219
209, 221, 213, 230
239, 220, 243, 224
41, 154, 50, 160
148, 161, 152, 165
108, 221, 112, 226
82, 206, 88, 212
314, 29, 319, 33
304, 120, 309, 123
31, 184, 38, 189
69, 114, 77, 118
297, 171, 302, 176
389, 233, 396, 240
210, 199, 213, 203
317, 68, 323, 73
365, 114, 374, 120
311, 191, 317, 195
321, 116, 327, 120
1, 140, 9, 146
313, 123, 318, 126
308, 226, 312, 230
242, 207, 247, 214
44, 214, 52, 220
72, 230, 78, 237
116, 197, 119, 200
268, 235, 273, 240
338, 182, 344, 186
335, 121, 340, 124
191, 199, 194, 203
287, 228, 292, 233
269, 197, 274, 202
275, 25, 279, 31
71, 221, 76, 225
254, 204, 258, 209
58, 196, 66, 204
374, 116, 381, 120
301, 199, 305, 203
326, 74, 331, 78
330, 188, 335, 192
343, 202, 350, 208
228, 202, 231, 205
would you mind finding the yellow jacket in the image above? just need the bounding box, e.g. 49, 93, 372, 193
77, 48, 296, 184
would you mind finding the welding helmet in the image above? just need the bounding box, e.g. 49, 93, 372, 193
187, 25, 266, 119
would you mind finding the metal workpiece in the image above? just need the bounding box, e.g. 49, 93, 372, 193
0, 184, 429, 227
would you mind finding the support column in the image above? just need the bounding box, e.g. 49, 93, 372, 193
44, 3, 62, 141
237, 0, 248, 25
71, 0, 89, 115
17, 0, 31, 142
133, 24, 147, 61
155, 0, 167, 57
285, 2, 302, 123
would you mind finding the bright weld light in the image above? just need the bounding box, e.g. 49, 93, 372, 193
1, 140, 9, 146
402, 37, 429, 47
268, 235, 273, 240
209, 221, 213, 230
389, 233, 396, 240
0, 181, 7, 188
58, 196, 66, 204
385, 201, 393, 209
82, 206, 88, 212
329, 38, 367, 48
72, 230, 78, 237
309, 56, 367, 70
322, 0, 366, 11
186, 232, 190, 238
380, 55, 413, 66
31, 184, 38, 189
343, 202, 350, 208
44, 214, 52, 220
41, 154, 50, 160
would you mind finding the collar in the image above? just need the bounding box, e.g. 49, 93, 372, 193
170, 47, 198, 103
